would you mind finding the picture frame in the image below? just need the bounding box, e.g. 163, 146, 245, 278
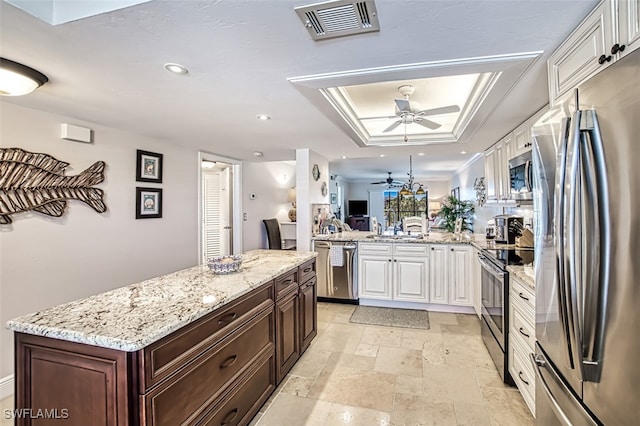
451, 186, 460, 200
136, 149, 163, 183
136, 187, 162, 219
454, 217, 463, 234
330, 193, 337, 204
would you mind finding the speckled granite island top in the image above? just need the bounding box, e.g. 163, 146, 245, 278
6, 249, 316, 352
313, 230, 482, 244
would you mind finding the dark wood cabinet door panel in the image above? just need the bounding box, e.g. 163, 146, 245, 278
275, 290, 300, 383
298, 259, 316, 285
195, 351, 275, 426
141, 308, 274, 426
141, 284, 273, 391
299, 276, 317, 354
15, 333, 134, 426
274, 269, 298, 300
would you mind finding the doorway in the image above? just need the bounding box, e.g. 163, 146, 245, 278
199, 152, 243, 264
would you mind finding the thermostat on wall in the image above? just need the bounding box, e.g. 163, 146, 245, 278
61, 123, 92, 143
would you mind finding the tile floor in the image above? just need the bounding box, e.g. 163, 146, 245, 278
0, 303, 534, 426
251, 302, 534, 426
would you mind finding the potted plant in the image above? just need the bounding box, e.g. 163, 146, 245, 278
437, 195, 475, 232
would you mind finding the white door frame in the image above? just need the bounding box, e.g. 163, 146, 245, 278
198, 151, 243, 264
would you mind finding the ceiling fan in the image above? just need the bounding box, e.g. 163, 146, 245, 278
363, 85, 461, 140
371, 171, 404, 187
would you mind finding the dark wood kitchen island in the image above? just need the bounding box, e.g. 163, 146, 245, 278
6, 250, 317, 426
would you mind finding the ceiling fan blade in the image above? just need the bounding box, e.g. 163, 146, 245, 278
394, 99, 411, 112
382, 120, 402, 132
416, 118, 441, 130
360, 115, 399, 120
417, 105, 460, 116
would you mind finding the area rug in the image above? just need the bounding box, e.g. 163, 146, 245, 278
349, 306, 430, 329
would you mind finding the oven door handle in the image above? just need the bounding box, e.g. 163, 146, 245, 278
477, 254, 505, 279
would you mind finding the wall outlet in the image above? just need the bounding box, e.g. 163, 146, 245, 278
243, 213, 248, 221
249, 193, 256, 200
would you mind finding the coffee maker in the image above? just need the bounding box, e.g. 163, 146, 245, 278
493, 214, 523, 244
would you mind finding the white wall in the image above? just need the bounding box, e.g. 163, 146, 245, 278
241, 161, 296, 250
0, 103, 199, 379
296, 149, 329, 251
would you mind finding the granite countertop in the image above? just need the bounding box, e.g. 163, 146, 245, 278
507, 265, 536, 290
6, 250, 317, 352
313, 231, 482, 245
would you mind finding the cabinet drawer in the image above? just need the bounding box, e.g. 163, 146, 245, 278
358, 243, 392, 256
299, 259, 316, 284
511, 303, 535, 352
196, 351, 275, 426
142, 284, 273, 390
393, 244, 428, 256
510, 340, 535, 416
275, 269, 298, 299
511, 276, 535, 313
141, 308, 274, 426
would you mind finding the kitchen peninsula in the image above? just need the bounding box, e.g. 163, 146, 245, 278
6, 250, 317, 426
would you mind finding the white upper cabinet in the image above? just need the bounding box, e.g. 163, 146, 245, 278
484, 146, 498, 202
512, 121, 532, 158
618, 0, 640, 57
548, 0, 640, 105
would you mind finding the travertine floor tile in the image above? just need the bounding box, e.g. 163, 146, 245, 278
254, 302, 533, 425
0, 396, 14, 426
375, 346, 423, 377
453, 401, 492, 426
391, 393, 457, 426
360, 325, 403, 347
423, 365, 484, 404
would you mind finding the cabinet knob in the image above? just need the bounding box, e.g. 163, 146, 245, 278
450, 248, 454, 252
611, 43, 626, 55
598, 54, 612, 65
431, 247, 434, 250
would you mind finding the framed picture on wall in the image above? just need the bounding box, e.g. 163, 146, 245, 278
451, 186, 460, 200
136, 187, 162, 219
136, 149, 163, 183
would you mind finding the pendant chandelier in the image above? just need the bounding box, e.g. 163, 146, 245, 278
399, 155, 426, 197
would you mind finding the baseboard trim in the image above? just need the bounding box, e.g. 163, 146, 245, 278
0, 375, 14, 400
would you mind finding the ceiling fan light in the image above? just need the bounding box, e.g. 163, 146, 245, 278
0, 58, 48, 96
415, 186, 425, 195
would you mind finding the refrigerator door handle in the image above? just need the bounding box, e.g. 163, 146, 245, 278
531, 353, 574, 426
577, 109, 611, 383
566, 109, 584, 376
555, 115, 576, 370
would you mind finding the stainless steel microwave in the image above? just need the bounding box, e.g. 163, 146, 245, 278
508, 151, 533, 200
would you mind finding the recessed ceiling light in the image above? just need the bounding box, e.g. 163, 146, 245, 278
253, 151, 264, 158
340, 155, 347, 159
380, 154, 385, 157
461, 151, 467, 154
164, 63, 188, 75
418, 153, 425, 156
256, 114, 271, 121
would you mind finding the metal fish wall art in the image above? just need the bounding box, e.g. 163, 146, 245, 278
0, 147, 107, 224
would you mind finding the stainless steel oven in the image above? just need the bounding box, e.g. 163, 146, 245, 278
478, 250, 512, 384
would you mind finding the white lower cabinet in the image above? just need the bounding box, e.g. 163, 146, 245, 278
429, 244, 474, 307
472, 247, 482, 318
359, 243, 429, 302
509, 275, 536, 417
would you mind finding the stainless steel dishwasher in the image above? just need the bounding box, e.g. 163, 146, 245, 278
313, 240, 358, 302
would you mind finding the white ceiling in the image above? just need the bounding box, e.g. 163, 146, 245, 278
0, 0, 598, 181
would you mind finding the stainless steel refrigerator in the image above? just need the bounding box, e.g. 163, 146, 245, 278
531, 48, 640, 425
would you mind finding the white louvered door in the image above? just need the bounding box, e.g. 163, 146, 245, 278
202, 166, 233, 262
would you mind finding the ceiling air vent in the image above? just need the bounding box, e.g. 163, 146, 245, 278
295, 0, 379, 41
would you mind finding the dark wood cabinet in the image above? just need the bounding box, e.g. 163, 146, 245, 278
15, 333, 136, 426
275, 287, 300, 383
14, 259, 316, 426
299, 275, 317, 354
